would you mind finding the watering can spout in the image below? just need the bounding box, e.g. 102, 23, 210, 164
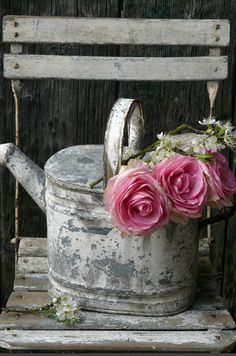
0, 143, 46, 213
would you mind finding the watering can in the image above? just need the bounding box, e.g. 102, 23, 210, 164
0, 98, 199, 316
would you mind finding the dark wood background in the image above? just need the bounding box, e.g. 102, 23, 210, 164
0, 0, 236, 319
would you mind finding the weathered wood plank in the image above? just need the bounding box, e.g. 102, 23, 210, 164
14, 274, 48, 291
6, 291, 50, 311
3, 17, 230, 46
18, 237, 47, 257
0, 329, 236, 351
4, 55, 228, 81
0, 0, 119, 307
0, 306, 235, 331
16, 256, 48, 274
199, 238, 209, 257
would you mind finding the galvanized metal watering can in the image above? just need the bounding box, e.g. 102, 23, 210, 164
0, 98, 199, 316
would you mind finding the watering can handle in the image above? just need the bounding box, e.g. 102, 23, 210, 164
103, 98, 144, 186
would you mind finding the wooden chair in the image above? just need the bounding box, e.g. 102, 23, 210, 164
0, 15, 236, 352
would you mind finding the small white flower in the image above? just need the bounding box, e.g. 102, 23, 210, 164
151, 147, 175, 163
53, 295, 79, 322
180, 144, 191, 153
218, 120, 235, 133
193, 144, 206, 154
205, 136, 218, 152
157, 132, 165, 140
198, 117, 218, 126
224, 130, 236, 150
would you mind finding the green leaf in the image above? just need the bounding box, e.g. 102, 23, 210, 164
195, 153, 214, 163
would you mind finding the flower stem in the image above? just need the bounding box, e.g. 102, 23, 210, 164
88, 176, 103, 189
168, 124, 206, 136
90, 123, 207, 188
121, 142, 157, 165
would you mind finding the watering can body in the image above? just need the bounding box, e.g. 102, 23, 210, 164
0, 99, 199, 316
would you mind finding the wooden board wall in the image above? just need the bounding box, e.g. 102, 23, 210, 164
0, 0, 236, 318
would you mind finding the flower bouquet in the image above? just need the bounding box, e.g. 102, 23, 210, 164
104, 118, 236, 237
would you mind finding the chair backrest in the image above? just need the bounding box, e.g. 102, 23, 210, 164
2, 16, 230, 82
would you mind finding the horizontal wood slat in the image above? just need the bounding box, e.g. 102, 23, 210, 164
3, 16, 230, 46
4, 55, 228, 81
1, 235, 234, 352
16, 257, 48, 274
14, 275, 48, 291
18, 237, 47, 257
6, 291, 50, 311
0, 308, 235, 331
1, 329, 235, 351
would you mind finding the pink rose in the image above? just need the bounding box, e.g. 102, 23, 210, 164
153, 155, 207, 224
205, 152, 236, 208
104, 160, 171, 236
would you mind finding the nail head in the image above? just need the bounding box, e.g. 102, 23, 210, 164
13, 63, 19, 69
216, 24, 220, 30
14, 21, 19, 27
215, 35, 220, 42
14, 32, 19, 38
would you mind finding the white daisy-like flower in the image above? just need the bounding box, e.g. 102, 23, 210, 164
224, 130, 236, 150
218, 120, 235, 133
198, 117, 218, 126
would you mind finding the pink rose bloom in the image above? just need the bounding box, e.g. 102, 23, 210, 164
153, 155, 207, 224
205, 152, 236, 208
104, 160, 171, 236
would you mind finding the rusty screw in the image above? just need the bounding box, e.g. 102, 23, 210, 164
215, 35, 220, 42
14, 32, 19, 38
215, 24, 220, 30
13, 63, 19, 69
14, 21, 19, 27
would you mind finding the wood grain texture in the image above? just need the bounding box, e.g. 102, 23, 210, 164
16, 256, 48, 274
0, 0, 120, 306
6, 291, 50, 311
14, 274, 48, 291
1, 329, 236, 351
119, 0, 236, 317
4, 286, 224, 312
1, 235, 235, 352
1, 308, 235, 330
0, 0, 16, 307
4, 54, 228, 81
18, 237, 47, 257
3, 16, 230, 46
1, 0, 236, 319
